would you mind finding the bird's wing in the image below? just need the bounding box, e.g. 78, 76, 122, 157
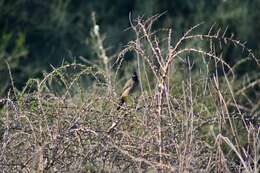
122, 79, 132, 91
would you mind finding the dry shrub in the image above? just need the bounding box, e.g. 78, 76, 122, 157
0, 14, 259, 172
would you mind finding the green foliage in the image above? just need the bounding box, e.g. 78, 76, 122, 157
0, 0, 259, 96
0, 32, 28, 95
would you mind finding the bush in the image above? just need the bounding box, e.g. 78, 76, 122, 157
0, 14, 259, 172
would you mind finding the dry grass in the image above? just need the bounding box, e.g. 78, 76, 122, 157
0, 14, 259, 172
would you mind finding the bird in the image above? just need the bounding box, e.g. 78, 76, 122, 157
117, 71, 139, 110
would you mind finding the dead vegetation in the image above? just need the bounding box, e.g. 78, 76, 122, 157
0, 14, 259, 172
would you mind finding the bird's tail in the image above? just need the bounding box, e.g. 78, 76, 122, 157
116, 98, 125, 110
